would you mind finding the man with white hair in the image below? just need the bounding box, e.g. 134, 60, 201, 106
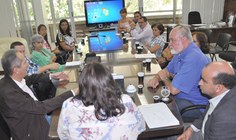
148, 25, 210, 120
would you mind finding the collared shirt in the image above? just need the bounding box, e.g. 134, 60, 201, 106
191, 90, 229, 133
166, 43, 210, 105
13, 79, 38, 101
130, 22, 153, 46
25, 56, 40, 75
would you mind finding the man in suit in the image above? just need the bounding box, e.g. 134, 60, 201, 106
177, 61, 236, 140
0, 50, 78, 140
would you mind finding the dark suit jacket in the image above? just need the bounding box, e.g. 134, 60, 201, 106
0, 74, 73, 140
193, 86, 236, 140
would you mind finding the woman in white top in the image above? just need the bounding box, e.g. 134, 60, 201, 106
58, 63, 146, 140
118, 8, 134, 33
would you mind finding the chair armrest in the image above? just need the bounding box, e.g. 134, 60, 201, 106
180, 105, 207, 115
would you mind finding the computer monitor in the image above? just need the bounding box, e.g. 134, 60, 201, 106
88, 29, 123, 53
84, 0, 124, 27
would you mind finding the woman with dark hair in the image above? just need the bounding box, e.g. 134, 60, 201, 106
38, 24, 60, 54
192, 32, 210, 54
56, 19, 75, 64
58, 63, 146, 139
145, 23, 165, 58
118, 8, 134, 33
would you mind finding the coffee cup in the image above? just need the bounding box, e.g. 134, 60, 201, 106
146, 59, 152, 72
135, 41, 140, 50
137, 84, 143, 94
121, 31, 125, 37
122, 37, 127, 44
137, 72, 145, 85
142, 60, 147, 67
153, 95, 161, 103
137, 46, 143, 54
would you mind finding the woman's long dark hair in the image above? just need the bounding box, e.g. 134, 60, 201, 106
37, 24, 50, 47
59, 19, 72, 36
74, 63, 125, 121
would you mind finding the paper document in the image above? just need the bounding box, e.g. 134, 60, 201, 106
135, 54, 156, 59
138, 103, 179, 128
65, 61, 82, 67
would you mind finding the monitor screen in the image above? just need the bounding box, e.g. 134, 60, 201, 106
88, 30, 123, 53
84, 0, 124, 27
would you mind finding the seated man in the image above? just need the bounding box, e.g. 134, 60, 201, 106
177, 61, 236, 140
0, 50, 78, 140
148, 25, 210, 120
10, 41, 59, 101
129, 16, 153, 47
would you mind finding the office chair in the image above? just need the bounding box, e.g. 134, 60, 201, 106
180, 105, 207, 122
188, 11, 202, 25
218, 41, 236, 62
209, 33, 232, 61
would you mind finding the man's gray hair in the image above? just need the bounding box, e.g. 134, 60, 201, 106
1, 50, 22, 76
175, 25, 193, 41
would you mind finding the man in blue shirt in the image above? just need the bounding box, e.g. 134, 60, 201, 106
148, 25, 210, 120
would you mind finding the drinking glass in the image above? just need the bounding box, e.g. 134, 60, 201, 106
161, 86, 170, 101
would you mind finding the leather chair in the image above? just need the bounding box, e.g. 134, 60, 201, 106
219, 41, 236, 62
188, 11, 202, 25
209, 33, 232, 61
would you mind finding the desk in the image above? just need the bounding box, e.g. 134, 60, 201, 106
49, 60, 184, 139
191, 25, 236, 43
166, 24, 236, 43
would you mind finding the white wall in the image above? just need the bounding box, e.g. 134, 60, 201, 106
0, 0, 17, 37
182, 0, 225, 24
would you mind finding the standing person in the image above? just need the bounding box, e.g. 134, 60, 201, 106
56, 19, 76, 64
177, 61, 236, 140
31, 34, 65, 73
58, 63, 146, 140
0, 50, 78, 140
37, 24, 60, 54
129, 16, 153, 46
147, 25, 210, 120
133, 11, 142, 30
145, 23, 165, 58
117, 8, 134, 33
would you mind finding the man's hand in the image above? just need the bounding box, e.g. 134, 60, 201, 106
177, 127, 193, 140
147, 77, 159, 88
51, 72, 68, 81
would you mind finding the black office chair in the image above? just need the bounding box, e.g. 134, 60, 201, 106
188, 11, 202, 25
209, 33, 232, 61
219, 41, 236, 62
180, 105, 207, 122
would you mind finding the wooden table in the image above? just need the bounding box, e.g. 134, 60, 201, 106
48, 60, 184, 139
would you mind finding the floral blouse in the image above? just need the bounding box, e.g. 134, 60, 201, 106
57, 94, 146, 140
